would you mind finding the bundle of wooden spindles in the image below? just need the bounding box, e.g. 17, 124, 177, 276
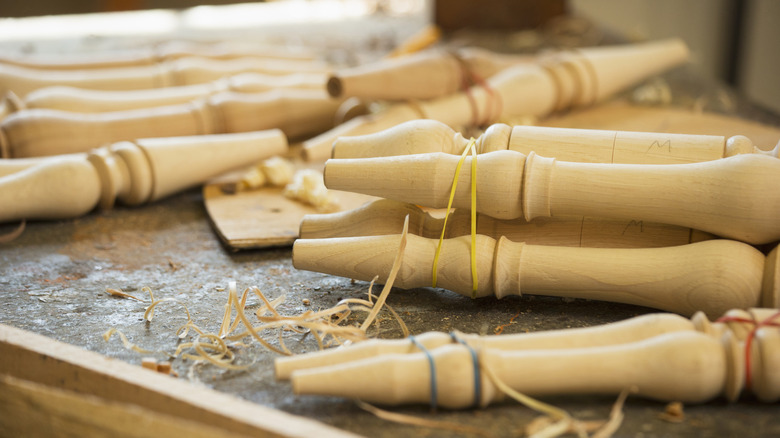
291, 112, 780, 405
277, 308, 780, 408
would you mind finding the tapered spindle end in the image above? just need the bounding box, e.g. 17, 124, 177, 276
332, 119, 460, 159
290, 356, 409, 404
299, 199, 421, 239
277, 341, 380, 380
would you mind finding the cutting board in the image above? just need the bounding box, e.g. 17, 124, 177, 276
204, 101, 780, 250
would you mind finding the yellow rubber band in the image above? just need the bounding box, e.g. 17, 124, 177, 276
432, 138, 479, 298
469, 141, 478, 298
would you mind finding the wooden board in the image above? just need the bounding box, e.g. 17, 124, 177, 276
0, 323, 359, 438
204, 158, 376, 250
205, 102, 780, 250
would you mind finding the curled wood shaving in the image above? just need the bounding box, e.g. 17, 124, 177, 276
105, 288, 143, 301
356, 401, 492, 438
657, 401, 685, 423
102, 328, 155, 355
482, 360, 630, 438
0, 219, 25, 244
102, 216, 411, 372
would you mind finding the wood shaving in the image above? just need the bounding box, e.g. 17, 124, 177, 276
260, 156, 295, 186
356, 401, 491, 438
236, 156, 295, 191
105, 288, 143, 301
657, 401, 685, 423
0, 219, 25, 244
283, 169, 339, 212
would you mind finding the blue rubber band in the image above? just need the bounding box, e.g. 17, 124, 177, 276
409, 336, 438, 411
450, 332, 481, 408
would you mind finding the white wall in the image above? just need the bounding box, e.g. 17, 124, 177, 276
737, 0, 780, 114
570, 0, 780, 115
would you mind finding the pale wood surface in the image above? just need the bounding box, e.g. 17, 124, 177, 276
0, 324, 358, 438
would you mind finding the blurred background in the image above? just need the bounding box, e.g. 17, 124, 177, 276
0, 0, 777, 116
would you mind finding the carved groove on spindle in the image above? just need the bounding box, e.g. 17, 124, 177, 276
0, 128, 9, 159
762, 246, 780, 309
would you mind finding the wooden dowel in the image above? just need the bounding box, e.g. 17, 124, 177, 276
0, 324, 355, 437
327, 47, 532, 100
0, 130, 287, 223
332, 119, 778, 161
0, 56, 329, 98
299, 199, 715, 247
303, 38, 689, 161
0, 89, 339, 158
21, 72, 327, 113
324, 151, 780, 245
293, 234, 775, 317
292, 330, 771, 407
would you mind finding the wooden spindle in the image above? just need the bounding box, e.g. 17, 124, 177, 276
0, 41, 315, 71
299, 199, 715, 247
294, 234, 776, 317
324, 151, 780, 244
303, 38, 689, 161
276, 312, 695, 380
0, 130, 286, 223
327, 47, 532, 100
0, 89, 339, 158
278, 307, 778, 381
0, 56, 328, 98
21, 72, 327, 113
332, 119, 778, 162
291, 330, 772, 408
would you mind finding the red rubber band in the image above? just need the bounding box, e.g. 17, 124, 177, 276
715, 311, 780, 392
